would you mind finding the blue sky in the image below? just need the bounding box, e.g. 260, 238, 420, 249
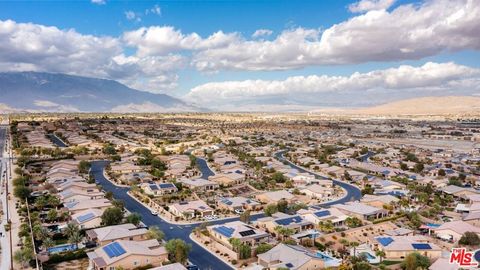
0, 0, 479, 110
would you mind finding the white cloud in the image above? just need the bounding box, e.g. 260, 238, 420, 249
121, 0, 480, 72
33, 100, 79, 112
0, 19, 182, 93
125, 11, 141, 22
91, 0, 105, 5
348, 0, 396, 13
188, 0, 480, 71
111, 102, 196, 113
123, 26, 239, 56
185, 62, 480, 108
252, 29, 273, 38
146, 5, 161, 16
34, 100, 59, 107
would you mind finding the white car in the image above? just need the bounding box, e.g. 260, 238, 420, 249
151, 210, 158, 216
234, 209, 244, 214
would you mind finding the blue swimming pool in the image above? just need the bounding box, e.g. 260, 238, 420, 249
361, 252, 376, 260
47, 244, 77, 254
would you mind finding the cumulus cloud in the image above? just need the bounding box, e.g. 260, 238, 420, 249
189, 0, 480, 71
125, 11, 141, 22
34, 100, 59, 107
91, 0, 106, 5
185, 62, 480, 108
123, 26, 239, 56
122, 0, 480, 71
252, 29, 273, 38
146, 5, 161, 16
111, 102, 196, 113
34, 100, 79, 112
348, 0, 396, 13
0, 19, 183, 93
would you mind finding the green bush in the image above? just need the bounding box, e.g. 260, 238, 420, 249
46, 249, 87, 264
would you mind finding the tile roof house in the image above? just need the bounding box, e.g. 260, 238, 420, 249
207, 221, 270, 258
208, 172, 245, 186
257, 243, 332, 269
298, 207, 349, 227
373, 235, 442, 259
179, 178, 218, 192
361, 194, 399, 208
64, 199, 112, 214
255, 190, 295, 204
87, 239, 168, 270
86, 223, 149, 246
58, 188, 104, 203
433, 220, 480, 242
72, 208, 104, 229
331, 202, 388, 220
149, 263, 187, 270
168, 200, 214, 220
217, 197, 262, 212
141, 182, 178, 196
301, 184, 334, 199
256, 212, 315, 235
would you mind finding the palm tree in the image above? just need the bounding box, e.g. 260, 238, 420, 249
229, 238, 242, 252
68, 230, 82, 249
274, 226, 295, 241
65, 223, 79, 238
340, 239, 349, 250
375, 250, 386, 263
43, 238, 55, 252
350, 241, 359, 260
319, 220, 334, 233
35, 196, 47, 210
47, 196, 61, 209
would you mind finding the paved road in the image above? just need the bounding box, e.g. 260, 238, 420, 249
274, 151, 362, 206
47, 133, 67, 148
93, 152, 361, 269
91, 158, 245, 270
0, 124, 11, 270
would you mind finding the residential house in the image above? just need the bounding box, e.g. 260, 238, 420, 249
169, 200, 214, 220
141, 183, 178, 196
86, 223, 149, 246
256, 190, 295, 204
87, 239, 168, 270
373, 235, 442, 259
217, 197, 262, 212
331, 202, 388, 220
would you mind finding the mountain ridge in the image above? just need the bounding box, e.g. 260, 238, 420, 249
0, 71, 201, 112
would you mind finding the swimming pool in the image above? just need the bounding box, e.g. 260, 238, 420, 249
47, 244, 77, 254
316, 251, 334, 261
316, 251, 341, 267
361, 252, 376, 260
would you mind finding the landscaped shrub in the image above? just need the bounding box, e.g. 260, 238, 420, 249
46, 249, 87, 264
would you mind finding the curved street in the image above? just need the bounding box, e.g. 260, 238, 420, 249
92, 152, 362, 270
274, 151, 362, 206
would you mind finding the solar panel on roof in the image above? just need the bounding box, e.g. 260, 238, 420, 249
149, 184, 159, 190
213, 226, 234, 237
103, 242, 126, 258
412, 243, 431, 250
376, 237, 394, 246
77, 212, 95, 223
276, 216, 303, 226
239, 230, 256, 237
314, 210, 330, 217
159, 183, 174, 189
